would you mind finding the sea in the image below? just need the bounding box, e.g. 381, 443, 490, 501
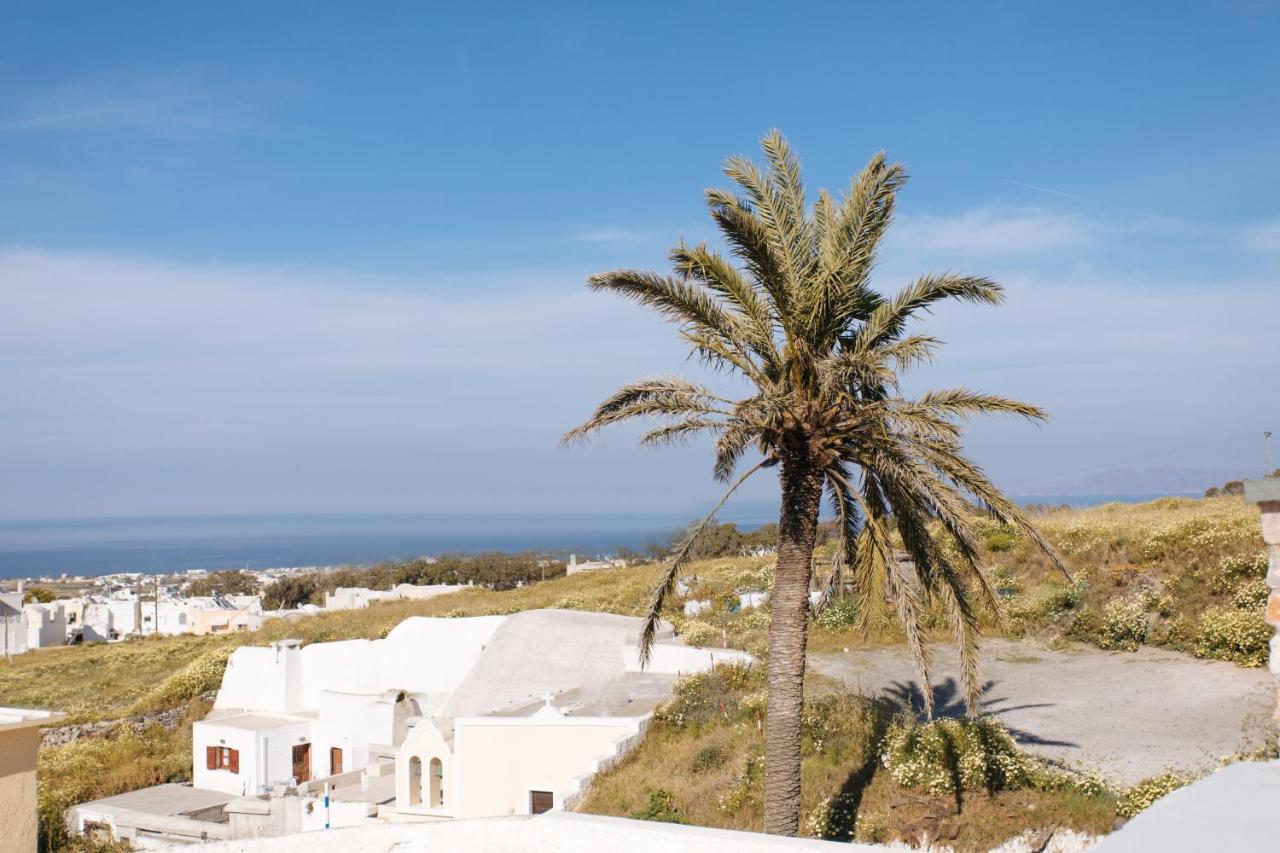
0, 494, 1172, 580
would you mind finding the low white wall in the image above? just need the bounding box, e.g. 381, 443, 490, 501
168, 811, 871, 853
622, 644, 754, 674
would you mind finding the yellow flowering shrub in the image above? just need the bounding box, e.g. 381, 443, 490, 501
1117, 772, 1190, 817
1195, 606, 1272, 667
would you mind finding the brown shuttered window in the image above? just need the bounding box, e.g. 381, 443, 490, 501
208, 746, 240, 773
530, 790, 553, 814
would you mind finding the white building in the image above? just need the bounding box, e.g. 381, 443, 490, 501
323, 584, 466, 611
71, 609, 751, 845
564, 555, 626, 575
0, 585, 69, 655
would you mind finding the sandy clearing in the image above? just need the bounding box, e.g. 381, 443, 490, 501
810, 639, 1276, 785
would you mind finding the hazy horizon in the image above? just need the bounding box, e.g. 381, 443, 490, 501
2, 4, 1277, 521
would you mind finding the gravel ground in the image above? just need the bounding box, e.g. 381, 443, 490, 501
810, 639, 1276, 785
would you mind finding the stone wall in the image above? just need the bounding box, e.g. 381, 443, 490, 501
40, 691, 214, 747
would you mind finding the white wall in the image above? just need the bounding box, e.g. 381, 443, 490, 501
194, 720, 262, 796
188, 811, 866, 853
194, 716, 315, 795
23, 602, 66, 648
621, 644, 753, 674
451, 716, 639, 819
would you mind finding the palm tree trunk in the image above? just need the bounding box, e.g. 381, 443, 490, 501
763, 449, 824, 835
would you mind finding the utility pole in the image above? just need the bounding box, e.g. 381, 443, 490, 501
155, 575, 161, 636
1266, 431, 1273, 477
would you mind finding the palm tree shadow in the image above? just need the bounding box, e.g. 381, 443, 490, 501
885, 678, 1078, 748
825, 698, 897, 841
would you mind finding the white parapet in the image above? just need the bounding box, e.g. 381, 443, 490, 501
170, 811, 872, 853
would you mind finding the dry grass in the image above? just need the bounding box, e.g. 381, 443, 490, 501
579, 666, 1118, 849
5, 494, 1266, 852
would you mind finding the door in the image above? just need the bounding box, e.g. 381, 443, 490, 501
330, 747, 343, 775
292, 743, 311, 783
530, 790, 554, 814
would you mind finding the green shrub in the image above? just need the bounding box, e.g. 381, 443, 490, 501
1097, 598, 1149, 651
1117, 772, 1190, 818
631, 788, 687, 824
985, 531, 1018, 552
689, 743, 728, 774
653, 663, 760, 729
1195, 606, 1272, 667
880, 716, 1037, 795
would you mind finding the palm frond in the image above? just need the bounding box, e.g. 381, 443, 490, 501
562, 377, 729, 444
856, 274, 1004, 351
639, 418, 725, 447
638, 460, 769, 665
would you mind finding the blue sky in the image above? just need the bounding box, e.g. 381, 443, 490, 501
2, 1, 1278, 519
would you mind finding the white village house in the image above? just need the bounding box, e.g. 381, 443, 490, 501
69, 608, 750, 846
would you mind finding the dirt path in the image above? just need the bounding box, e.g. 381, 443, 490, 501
810, 639, 1276, 785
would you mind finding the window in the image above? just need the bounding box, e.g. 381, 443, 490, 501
408, 757, 422, 806
429, 757, 444, 808
206, 746, 239, 773
530, 790, 554, 814
330, 747, 344, 775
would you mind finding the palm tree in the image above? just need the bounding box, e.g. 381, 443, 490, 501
564, 131, 1068, 836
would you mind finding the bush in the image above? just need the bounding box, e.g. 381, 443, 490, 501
1195, 606, 1272, 667
653, 663, 760, 729
719, 751, 764, 812
1117, 772, 1190, 818
985, 531, 1018, 552
1097, 598, 1149, 651
880, 716, 1037, 795
814, 596, 859, 630
689, 743, 728, 774
1232, 579, 1269, 612
631, 788, 687, 824
679, 620, 720, 648
1208, 551, 1268, 594
806, 791, 859, 840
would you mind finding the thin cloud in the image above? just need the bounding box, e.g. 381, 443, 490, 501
569, 225, 657, 247
892, 205, 1096, 256
1243, 221, 1280, 253
0, 76, 249, 137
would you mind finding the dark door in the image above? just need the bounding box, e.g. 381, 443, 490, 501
330, 747, 343, 775
530, 790, 554, 814
292, 743, 311, 783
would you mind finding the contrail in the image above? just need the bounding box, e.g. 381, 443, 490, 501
1003, 179, 1096, 205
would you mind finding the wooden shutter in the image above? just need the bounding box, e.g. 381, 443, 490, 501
206, 746, 217, 770
228, 748, 239, 774
330, 747, 343, 775
530, 790, 553, 814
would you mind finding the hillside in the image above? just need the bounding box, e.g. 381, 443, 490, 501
1, 495, 1271, 851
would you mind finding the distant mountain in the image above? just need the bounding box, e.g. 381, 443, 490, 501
1023, 464, 1251, 497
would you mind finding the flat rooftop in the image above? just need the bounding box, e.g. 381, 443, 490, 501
202, 711, 311, 731
73, 783, 232, 818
